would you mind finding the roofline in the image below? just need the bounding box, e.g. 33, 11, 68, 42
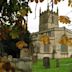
31, 27, 72, 35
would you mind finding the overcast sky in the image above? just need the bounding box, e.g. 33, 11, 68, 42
28, 0, 72, 33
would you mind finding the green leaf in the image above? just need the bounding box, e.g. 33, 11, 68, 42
10, 26, 19, 39
10, 31, 19, 39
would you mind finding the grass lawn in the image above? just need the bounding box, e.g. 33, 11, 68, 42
32, 58, 72, 72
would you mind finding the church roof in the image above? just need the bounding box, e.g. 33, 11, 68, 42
31, 27, 72, 35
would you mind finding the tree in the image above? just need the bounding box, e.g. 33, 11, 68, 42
0, 0, 32, 57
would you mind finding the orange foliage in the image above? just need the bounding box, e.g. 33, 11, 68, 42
54, 0, 57, 4
16, 41, 27, 49
30, 0, 72, 6
40, 0, 44, 2
58, 16, 71, 24
53, 0, 64, 4
35, 0, 38, 3
68, 38, 72, 46
59, 35, 69, 45
53, 0, 72, 7
39, 35, 50, 44
59, 35, 72, 46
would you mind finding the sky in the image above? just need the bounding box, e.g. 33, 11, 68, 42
28, 0, 72, 33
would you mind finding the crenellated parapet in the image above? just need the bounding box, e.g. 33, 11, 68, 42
39, 7, 59, 32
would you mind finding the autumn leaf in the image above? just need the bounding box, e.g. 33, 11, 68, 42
35, 0, 38, 3
16, 40, 27, 49
30, 0, 34, 2
53, 0, 72, 7
58, 16, 71, 24
51, 0, 64, 4
59, 35, 72, 46
39, 35, 50, 44
59, 35, 69, 45
54, 0, 57, 4
66, 37, 72, 46
40, 0, 44, 2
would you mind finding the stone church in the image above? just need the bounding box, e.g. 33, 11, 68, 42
31, 6, 72, 59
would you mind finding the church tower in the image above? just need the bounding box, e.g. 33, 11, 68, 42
39, 4, 59, 32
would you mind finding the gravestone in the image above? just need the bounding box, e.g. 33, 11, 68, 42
56, 58, 59, 67
2, 55, 8, 62
43, 57, 50, 68
17, 47, 32, 72
32, 53, 37, 63
16, 57, 32, 72
20, 48, 29, 58
8, 55, 13, 62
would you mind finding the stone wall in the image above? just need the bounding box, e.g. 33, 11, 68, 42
9, 56, 32, 72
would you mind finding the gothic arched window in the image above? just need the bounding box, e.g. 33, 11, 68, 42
61, 45, 68, 54
44, 44, 50, 53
